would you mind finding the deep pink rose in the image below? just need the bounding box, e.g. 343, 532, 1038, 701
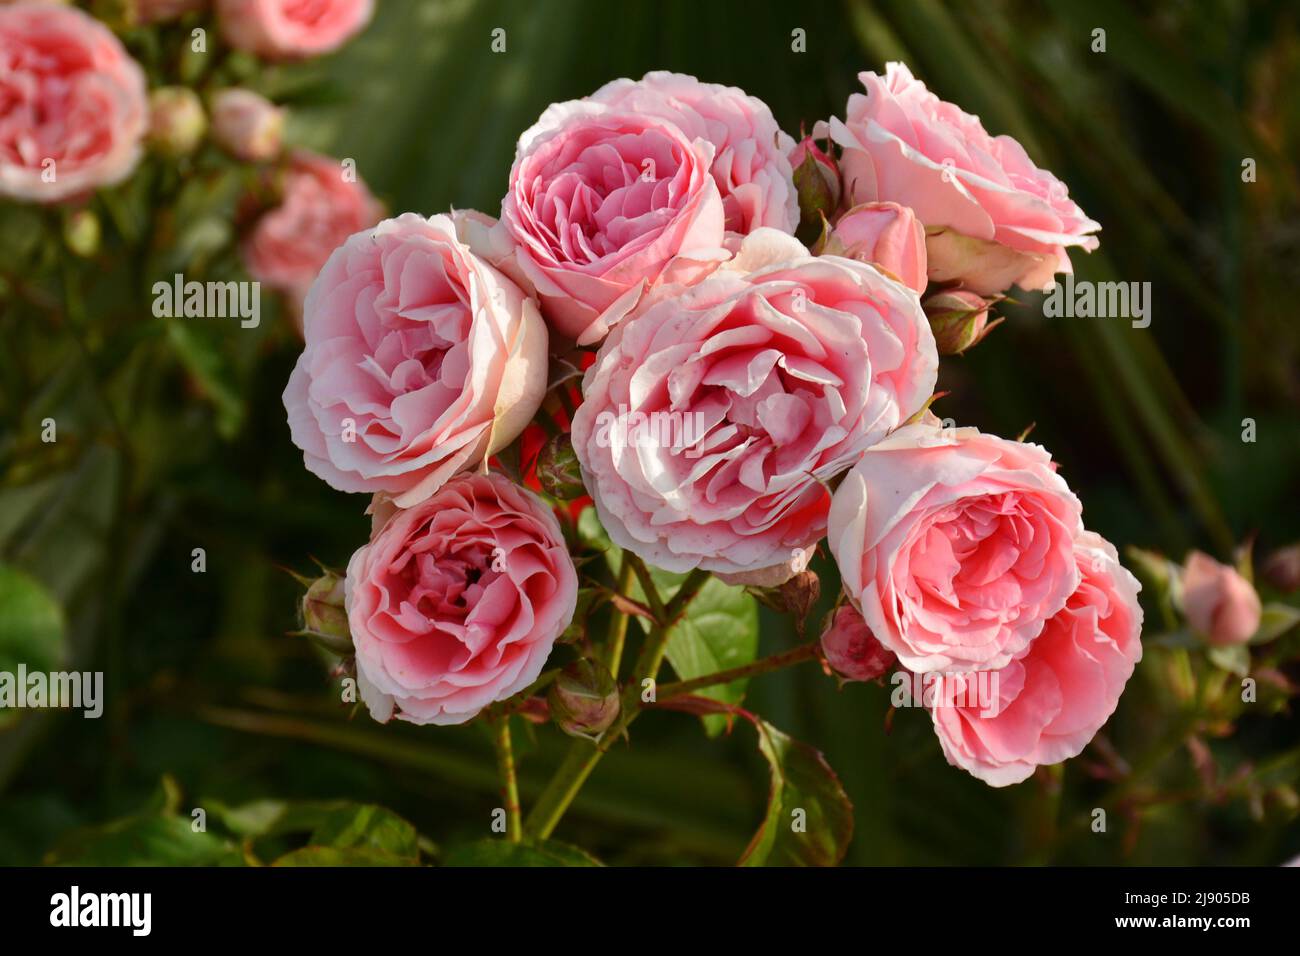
829, 422, 1083, 673
822, 201, 928, 295
571, 229, 937, 579
347, 473, 578, 726
829, 62, 1099, 295
216, 0, 372, 59
1181, 551, 1261, 646
930, 532, 1143, 786
0, 2, 147, 204
283, 212, 549, 507
590, 71, 798, 235
501, 100, 728, 346
242, 150, 383, 302
821, 604, 896, 682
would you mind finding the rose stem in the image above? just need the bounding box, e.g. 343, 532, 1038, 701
653, 640, 823, 702
603, 555, 634, 677
490, 716, 523, 842
524, 568, 711, 840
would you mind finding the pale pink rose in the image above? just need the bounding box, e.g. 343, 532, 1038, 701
216, 0, 372, 59
1181, 551, 1262, 646
930, 532, 1143, 786
134, 0, 206, 23
283, 212, 549, 507
571, 229, 937, 578
501, 100, 729, 346
210, 88, 284, 162
821, 604, 896, 682
0, 2, 147, 204
829, 62, 1099, 295
828, 422, 1083, 674
590, 71, 798, 235
822, 201, 927, 295
347, 473, 578, 726
242, 150, 383, 301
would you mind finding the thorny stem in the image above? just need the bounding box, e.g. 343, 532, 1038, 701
653, 640, 822, 702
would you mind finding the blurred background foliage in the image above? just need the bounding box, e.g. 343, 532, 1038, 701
2, 0, 1299, 865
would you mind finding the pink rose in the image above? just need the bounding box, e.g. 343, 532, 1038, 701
590, 71, 798, 235
821, 604, 896, 682
822, 201, 927, 295
283, 212, 549, 507
930, 532, 1143, 786
216, 0, 372, 59
571, 229, 937, 579
829, 62, 1099, 295
1181, 551, 1262, 646
828, 422, 1083, 673
0, 2, 147, 204
242, 150, 383, 302
134, 0, 206, 23
210, 88, 284, 162
501, 100, 729, 346
347, 473, 578, 726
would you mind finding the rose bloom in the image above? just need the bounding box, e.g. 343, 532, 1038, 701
930, 532, 1143, 786
242, 150, 383, 302
134, 0, 206, 23
590, 71, 798, 235
571, 228, 937, 581
822, 201, 928, 295
347, 473, 578, 726
500, 100, 729, 346
216, 0, 372, 59
210, 88, 284, 162
1181, 550, 1261, 646
829, 422, 1083, 674
283, 212, 549, 507
0, 2, 147, 204
829, 62, 1099, 295
821, 604, 896, 683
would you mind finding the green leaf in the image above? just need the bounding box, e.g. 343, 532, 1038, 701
45, 815, 242, 867
272, 845, 418, 867
0, 563, 66, 728
164, 320, 245, 438
1250, 604, 1300, 646
665, 578, 759, 737
441, 838, 602, 867
1206, 642, 1251, 677
739, 719, 854, 867
308, 804, 419, 861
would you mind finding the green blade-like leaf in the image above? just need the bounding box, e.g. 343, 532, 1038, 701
441, 838, 602, 867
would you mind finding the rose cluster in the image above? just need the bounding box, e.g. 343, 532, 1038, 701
276, 60, 1148, 789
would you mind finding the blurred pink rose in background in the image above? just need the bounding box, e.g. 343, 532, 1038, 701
283, 212, 548, 507
591, 71, 799, 235
1182, 550, 1262, 646
210, 88, 284, 162
829, 422, 1083, 674
571, 229, 937, 580
501, 100, 728, 346
217, 0, 373, 59
347, 473, 577, 726
830, 62, 1098, 295
821, 604, 897, 682
931, 532, 1143, 786
0, 2, 147, 204
822, 201, 928, 295
241, 149, 383, 302
134, 0, 206, 23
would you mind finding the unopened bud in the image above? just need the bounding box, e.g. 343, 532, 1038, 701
1260, 543, 1300, 593
820, 202, 928, 294
62, 209, 100, 258
536, 433, 586, 500
790, 134, 840, 240
210, 88, 285, 163
147, 86, 207, 157
923, 288, 1001, 355
820, 604, 895, 683
548, 657, 620, 740
299, 569, 352, 655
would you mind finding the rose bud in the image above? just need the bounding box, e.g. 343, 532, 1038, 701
62, 208, 101, 259
923, 288, 1002, 355
548, 657, 621, 740
147, 86, 207, 157
1181, 550, 1262, 646
210, 88, 284, 162
790, 134, 841, 237
1260, 543, 1300, 593
536, 433, 587, 500
751, 569, 820, 619
820, 604, 895, 682
299, 568, 352, 655
820, 202, 928, 295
